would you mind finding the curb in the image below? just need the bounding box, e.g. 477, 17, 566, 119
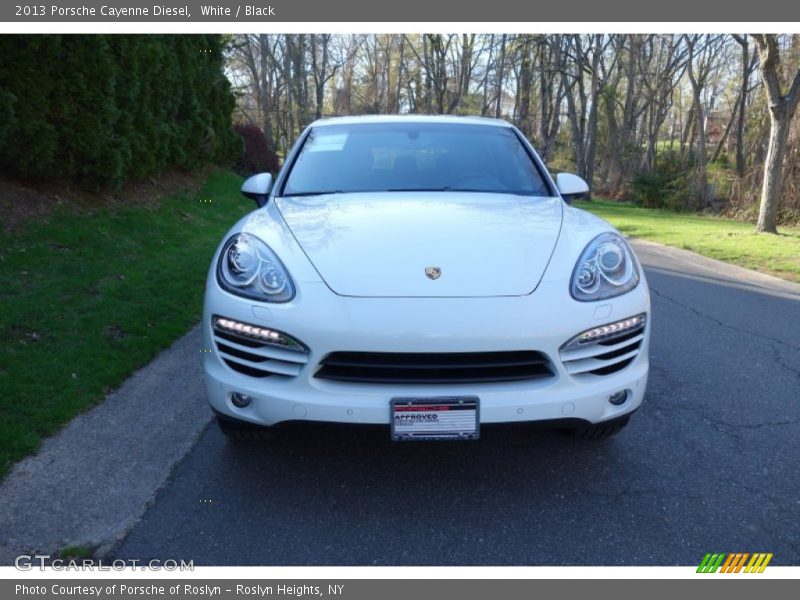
0, 325, 212, 563
629, 238, 800, 299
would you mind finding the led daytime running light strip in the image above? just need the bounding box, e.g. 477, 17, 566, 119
563, 314, 647, 350
214, 317, 304, 351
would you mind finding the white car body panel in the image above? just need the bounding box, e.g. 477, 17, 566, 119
276, 193, 563, 297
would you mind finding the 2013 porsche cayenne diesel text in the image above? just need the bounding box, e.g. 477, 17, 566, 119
204, 116, 650, 441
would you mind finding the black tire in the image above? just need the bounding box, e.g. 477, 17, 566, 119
216, 415, 278, 441
567, 415, 630, 440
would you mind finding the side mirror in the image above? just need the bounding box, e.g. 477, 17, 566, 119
555, 173, 589, 204
241, 173, 273, 208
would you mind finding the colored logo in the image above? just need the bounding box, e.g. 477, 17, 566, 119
697, 553, 773, 573
425, 266, 441, 280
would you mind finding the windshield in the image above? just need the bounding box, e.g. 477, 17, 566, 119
281, 122, 552, 197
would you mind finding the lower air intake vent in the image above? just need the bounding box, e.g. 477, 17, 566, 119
212, 316, 308, 378
560, 314, 646, 377
315, 351, 553, 384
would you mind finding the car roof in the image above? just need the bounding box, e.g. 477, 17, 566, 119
308, 114, 513, 128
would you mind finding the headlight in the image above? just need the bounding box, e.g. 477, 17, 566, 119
217, 233, 295, 302
570, 232, 639, 301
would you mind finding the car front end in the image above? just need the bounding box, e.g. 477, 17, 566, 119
203, 116, 650, 440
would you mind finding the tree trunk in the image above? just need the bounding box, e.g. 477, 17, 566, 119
481, 34, 494, 115
422, 35, 432, 114
584, 95, 598, 200
734, 37, 750, 177
685, 35, 712, 208
494, 34, 507, 118
582, 34, 604, 199
693, 94, 709, 208
679, 104, 694, 160
517, 38, 534, 138
311, 34, 330, 120
710, 101, 738, 163
565, 85, 585, 177
395, 36, 405, 113
752, 33, 800, 234
756, 107, 790, 233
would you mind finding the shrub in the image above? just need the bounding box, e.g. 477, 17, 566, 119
233, 123, 280, 175
631, 171, 672, 209
631, 149, 697, 211
0, 35, 238, 188
707, 161, 736, 203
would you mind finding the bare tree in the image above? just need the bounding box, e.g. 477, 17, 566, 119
709, 39, 757, 165
494, 34, 507, 118
535, 36, 565, 161
732, 35, 757, 177
425, 34, 451, 113
751, 34, 800, 233
309, 34, 340, 120
685, 34, 724, 207
639, 35, 687, 172
601, 34, 644, 195
230, 35, 281, 149
561, 34, 609, 189
224, 33, 800, 228
395, 35, 405, 113
515, 36, 535, 138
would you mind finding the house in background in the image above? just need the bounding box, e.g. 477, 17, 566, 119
704, 109, 737, 150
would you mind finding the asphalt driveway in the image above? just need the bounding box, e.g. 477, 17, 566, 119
111, 241, 800, 565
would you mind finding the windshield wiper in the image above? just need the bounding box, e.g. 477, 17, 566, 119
386, 186, 472, 192
283, 190, 346, 197
386, 187, 506, 193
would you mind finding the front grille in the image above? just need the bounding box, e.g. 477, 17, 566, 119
212, 320, 308, 378
315, 351, 553, 384
559, 316, 646, 377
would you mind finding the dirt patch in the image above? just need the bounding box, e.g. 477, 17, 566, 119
0, 165, 214, 232
2, 323, 48, 345
103, 325, 128, 342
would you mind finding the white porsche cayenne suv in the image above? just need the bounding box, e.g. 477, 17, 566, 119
204, 115, 650, 441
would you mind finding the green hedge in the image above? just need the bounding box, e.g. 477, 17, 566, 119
0, 35, 238, 188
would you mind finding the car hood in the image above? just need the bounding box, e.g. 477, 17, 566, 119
275, 192, 563, 298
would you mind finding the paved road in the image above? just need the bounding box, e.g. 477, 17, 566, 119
113, 242, 800, 565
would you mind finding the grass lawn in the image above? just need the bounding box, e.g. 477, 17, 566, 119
0, 170, 247, 479
574, 199, 800, 284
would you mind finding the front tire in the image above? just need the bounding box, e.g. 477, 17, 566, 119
216, 415, 278, 441
567, 415, 630, 440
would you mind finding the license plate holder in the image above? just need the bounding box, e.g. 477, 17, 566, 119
390, 396, 479, 441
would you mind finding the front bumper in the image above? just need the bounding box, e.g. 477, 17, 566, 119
203, 275, 650, 429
